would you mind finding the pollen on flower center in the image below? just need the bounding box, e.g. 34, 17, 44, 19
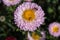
22, 9, 35, 22
32, 32, 40, 40
52, 25, 59, 33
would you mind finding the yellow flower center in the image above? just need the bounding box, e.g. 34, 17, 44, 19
52, 25, 59, 33
22, 9, 35, 22
32, 32, 40, 40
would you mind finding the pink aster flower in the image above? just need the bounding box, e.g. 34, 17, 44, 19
48, 22, 60, 37
14, 2, 45, 31
40, 31, 46, 40
27, 32, 45, 40
2, 0, 21, 6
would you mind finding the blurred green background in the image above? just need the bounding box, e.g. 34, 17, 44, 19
0, 0, 60, 40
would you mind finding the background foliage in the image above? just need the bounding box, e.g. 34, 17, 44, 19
0, 0, 60, 40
